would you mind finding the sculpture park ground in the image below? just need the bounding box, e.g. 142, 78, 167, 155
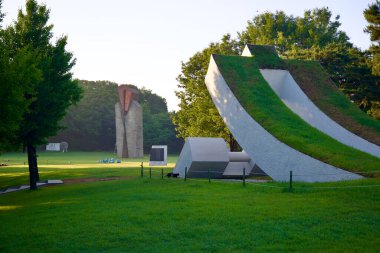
0, 151, 380, 252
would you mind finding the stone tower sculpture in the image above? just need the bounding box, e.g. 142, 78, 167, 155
115, 85, 143, 158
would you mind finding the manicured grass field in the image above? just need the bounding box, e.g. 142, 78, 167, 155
1, 174, 380, 252
0, 152, 176, 189
0, 151, 179, 165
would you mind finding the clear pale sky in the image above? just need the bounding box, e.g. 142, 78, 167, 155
2, 0, 375, 111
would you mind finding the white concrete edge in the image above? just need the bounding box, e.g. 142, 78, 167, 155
260, 69, 380, 158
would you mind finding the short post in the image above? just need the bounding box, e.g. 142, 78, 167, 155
243, 168, 246, 187
184, 167, 187, 181
149, 167, 152, 178
208, 169, 211, 183
140, 162, 143, 178
161, 168, 164, 179
289, 170, 293, 191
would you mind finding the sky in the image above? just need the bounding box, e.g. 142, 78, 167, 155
2, 0, 375, 111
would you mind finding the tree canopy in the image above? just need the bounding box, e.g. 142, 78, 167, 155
172, 34, 241, 150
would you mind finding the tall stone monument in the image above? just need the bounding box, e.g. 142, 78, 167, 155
115, 85, 143, 158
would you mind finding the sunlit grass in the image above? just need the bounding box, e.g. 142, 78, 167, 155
0, 152, 176, 189
0, 177, 380, 252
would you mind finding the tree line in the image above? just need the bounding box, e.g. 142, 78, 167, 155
49, 80, 183, 153
172, 5, 380, 150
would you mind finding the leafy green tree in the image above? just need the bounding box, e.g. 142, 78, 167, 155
172, 34, 242, 150
4, 0, 82, 189
239, 8, 350, 54
50, 80, 118, 151
364, 1, 380, 75
140, 88, 182, 153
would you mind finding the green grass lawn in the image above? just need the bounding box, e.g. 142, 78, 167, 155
0, 151, 179, 165
213, 54, 380, 173
1, 152, 380, 252
1, 176, 380, 252
0, 152, 176, 189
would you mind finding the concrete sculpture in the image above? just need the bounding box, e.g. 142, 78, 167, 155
173, 137, 257, 179
204, 51, 362, 182
243, 44, 380, 158
115, 85, 143, 158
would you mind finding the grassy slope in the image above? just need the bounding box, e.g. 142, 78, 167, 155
1, 178, 380, 252
246, 44, 380, 146
286, 60, 380, 146
213, 54, 380, 173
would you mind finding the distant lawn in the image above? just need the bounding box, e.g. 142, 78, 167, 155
1, 177, 380, 252
213, 54, 380, 173
0, 152, 177, 189
0, 151, 179, 165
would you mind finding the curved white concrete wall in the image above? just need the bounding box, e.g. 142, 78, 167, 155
205, 56, 362, 182
260, 69, 380, 158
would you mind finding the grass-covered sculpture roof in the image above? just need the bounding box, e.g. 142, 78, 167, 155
212, 45, 380, 174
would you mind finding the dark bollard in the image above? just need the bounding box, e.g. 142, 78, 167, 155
161, 168, 163, 179
141, 162, 144, 178
208, 169, 211, 183
184, 167, 187, 181
243, 168, 246, 187
289, 170, 293, 191
149, 168, 152, 178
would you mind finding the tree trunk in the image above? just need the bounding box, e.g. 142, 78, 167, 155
27, 142, 38, 190
32, 145, 39, 181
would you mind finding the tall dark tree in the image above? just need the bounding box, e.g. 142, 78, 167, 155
364, 1, 380, 75
3, 0, 82, 189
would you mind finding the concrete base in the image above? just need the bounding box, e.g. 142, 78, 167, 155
173, 137, 255, 179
